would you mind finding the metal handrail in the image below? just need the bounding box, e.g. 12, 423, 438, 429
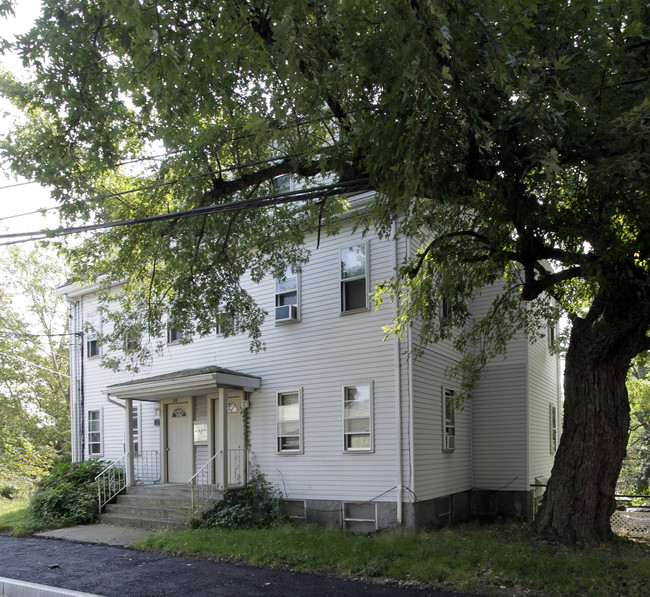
189, 450, 222, 515
95, 453, 128, 510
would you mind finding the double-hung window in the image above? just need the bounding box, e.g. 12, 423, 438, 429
277, 390, 302, 453
275, 267, 299, 322
340, 244, 368, 312
86, 312, 101, 358
88, 410, 102, 456
442, 388, 456, 452
343, 384, 372, 452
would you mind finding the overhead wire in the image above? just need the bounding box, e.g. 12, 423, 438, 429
0, 178, 372, 246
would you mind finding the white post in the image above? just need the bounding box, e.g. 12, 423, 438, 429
219, 387, 228, 489
125, 398, 135, 487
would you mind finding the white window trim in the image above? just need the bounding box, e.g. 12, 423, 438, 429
85, 311, 101, 359
275, 268, 301, 324
276, 388, 303, 454
442, 387, 456, 453
342, 381, 374, 453
340, 242, 370, 314
87, 408, 103, 457
131, 404, 141, 456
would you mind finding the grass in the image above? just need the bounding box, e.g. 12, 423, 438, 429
134, 522, 650, 596
0, 496, 30, 534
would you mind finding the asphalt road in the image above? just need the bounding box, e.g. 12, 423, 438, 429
0, 536, 477, 597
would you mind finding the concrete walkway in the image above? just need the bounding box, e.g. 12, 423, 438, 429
34, 524, 158, 547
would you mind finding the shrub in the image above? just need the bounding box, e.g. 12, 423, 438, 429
28, 459, 106, 529
0, 486, 17, 499
196, 473, 287, 530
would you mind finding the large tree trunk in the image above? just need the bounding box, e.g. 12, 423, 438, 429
536, 294, 650, 543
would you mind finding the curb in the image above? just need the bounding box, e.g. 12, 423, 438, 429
0, 577, 102, 597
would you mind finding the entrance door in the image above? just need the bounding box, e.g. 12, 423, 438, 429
166, 401, 192, 482
213, 396, 245, 485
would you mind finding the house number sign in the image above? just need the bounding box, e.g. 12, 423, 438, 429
193, 422, 208, 444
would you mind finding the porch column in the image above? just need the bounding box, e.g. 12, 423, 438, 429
124, 398, 135, 487
218, 387, 228, 489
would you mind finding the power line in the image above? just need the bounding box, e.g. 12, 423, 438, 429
0, 179, 372, 246
0, 150, 322, 226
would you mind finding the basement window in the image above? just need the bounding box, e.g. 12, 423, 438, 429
343, 502, 377, 532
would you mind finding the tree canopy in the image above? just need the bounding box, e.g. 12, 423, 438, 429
0, 0, 648, 542
0, 247, 69, 489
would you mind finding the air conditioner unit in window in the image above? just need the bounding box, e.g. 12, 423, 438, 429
275, 304, 298, 322
444, 435, 455, 451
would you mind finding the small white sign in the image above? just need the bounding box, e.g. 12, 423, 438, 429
193, 422, 208, 444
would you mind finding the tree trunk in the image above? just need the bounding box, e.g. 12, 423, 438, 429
536, 295, 650, 543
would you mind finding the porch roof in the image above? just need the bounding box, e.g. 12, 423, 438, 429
104, 366, 261, 401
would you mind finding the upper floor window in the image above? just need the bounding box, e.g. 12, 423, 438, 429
343, 384, 372, 452
441, 297, 451, 320
340, 244, 368, 313
277, 390, 302, 453
167, 325, 182, 344
275, 267, 299, 322
85, 312, 101, 359
443, 388, 456, 452
216, 310, 236, 336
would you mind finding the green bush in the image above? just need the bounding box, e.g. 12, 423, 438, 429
28, 459, 105, 529
196, 473, 287, 530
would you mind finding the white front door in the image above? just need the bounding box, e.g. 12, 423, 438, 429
213, 395, 245, 485
166, 401, 192, 482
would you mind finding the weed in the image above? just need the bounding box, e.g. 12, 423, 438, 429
195, 472, 287, 530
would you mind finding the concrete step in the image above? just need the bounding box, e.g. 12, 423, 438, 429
114, 494, 191, 509
103, 503, 189, 523
98, 484, 222, 530
99, 512, 188, 530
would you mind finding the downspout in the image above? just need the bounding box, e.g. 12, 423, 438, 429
392, 222, 403, 525
406, 239, 415, 512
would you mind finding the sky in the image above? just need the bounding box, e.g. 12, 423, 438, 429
0, 0, 59, 240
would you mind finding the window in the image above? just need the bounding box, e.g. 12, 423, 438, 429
343, 384, 372, 451
340, 244, 368, 312
442, 388, 455, 452
441, 297, 451, 320
547, 322, 556, 349
85, 312, 101, 358
550, 404, 558, 453
216, 310, 236, 335
131, 406, 140, 455
88, 410, 102, 456
124, 329, 140, 352
275, 267, 299, 322
277, 391, 302, 453
167, 324, 184, 344
343, 502, 377, 531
